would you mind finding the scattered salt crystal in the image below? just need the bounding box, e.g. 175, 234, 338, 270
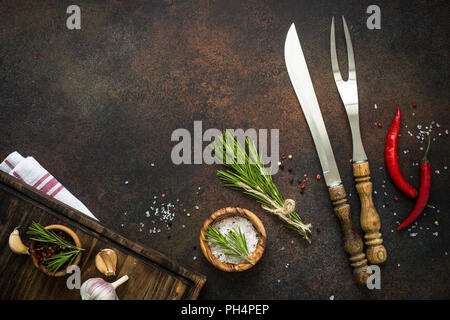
417, 125, 422, 130
194, 205, 200, 210
124, 181, 129, 184
193, 256, 197, 260
435, 170, 440, 174
397, 264, 400, 267
432, 232, 438, 237
374, 104, 378, 109
208, 216, 258, 264
329, 295, 335, 300
151, 163, 155, 167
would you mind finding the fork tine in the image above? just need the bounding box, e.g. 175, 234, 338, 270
330, 16, 343, 82
342, 16, 356, 81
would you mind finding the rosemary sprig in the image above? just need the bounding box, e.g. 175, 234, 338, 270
27, 221, 83, 273
27, 221, 80, 250
43, 250, 80, 273
203, 225, 253, 264
212, 131, 312, 242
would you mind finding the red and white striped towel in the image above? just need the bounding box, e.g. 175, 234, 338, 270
0, 151, 98, 220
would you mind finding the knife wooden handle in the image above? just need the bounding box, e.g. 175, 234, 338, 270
328, 184, 368, 285
353, 161, 387, 264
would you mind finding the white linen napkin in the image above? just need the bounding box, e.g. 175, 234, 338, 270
0, 151, 98, 220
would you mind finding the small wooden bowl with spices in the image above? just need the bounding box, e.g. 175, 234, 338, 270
30, 224, 83, 277
200, 207, 266, 272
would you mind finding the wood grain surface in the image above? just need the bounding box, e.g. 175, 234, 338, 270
0, 172, 206, 300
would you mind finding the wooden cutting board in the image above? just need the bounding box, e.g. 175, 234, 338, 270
0, 171, 206, 300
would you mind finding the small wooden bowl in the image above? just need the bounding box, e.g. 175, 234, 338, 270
30, 224, 82, 277
200, 207, 266, 272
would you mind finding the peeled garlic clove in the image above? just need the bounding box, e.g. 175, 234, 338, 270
9, 228, 29, 255
95, 249, 117, 276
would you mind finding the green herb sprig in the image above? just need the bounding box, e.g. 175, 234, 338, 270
203, 225, 253, 264
27, 221, 83, 273
212, 131, 312, 242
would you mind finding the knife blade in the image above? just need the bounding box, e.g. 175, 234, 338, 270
284, 24, 341, 188
284, 23, 368, 285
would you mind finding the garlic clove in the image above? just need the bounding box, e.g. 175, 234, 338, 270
95, 249, 117, 276
9, 228, 29, 255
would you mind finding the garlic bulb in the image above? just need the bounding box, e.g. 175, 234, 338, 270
95, 249, 117, 276
9, 228, 29, 254
80, 275, 129, 300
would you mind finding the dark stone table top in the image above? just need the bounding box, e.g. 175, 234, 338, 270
1, 0, 448, 299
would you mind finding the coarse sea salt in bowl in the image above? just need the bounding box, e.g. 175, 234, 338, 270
199, 207, 266, 272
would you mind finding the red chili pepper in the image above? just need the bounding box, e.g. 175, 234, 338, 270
385, 108, 418, 198
397, 136, 431, 230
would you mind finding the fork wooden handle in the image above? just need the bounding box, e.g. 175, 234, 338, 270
353, 161, 387, 264
328, 184, 368, 285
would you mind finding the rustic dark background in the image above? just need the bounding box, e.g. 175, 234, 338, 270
0, 0, 448, 299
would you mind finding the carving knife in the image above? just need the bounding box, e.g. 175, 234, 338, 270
330, 16, 387, 264
284, 23, 368, 284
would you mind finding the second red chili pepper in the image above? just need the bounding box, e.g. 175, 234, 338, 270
385, 108, 418, 198
397, 136, 432, 230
